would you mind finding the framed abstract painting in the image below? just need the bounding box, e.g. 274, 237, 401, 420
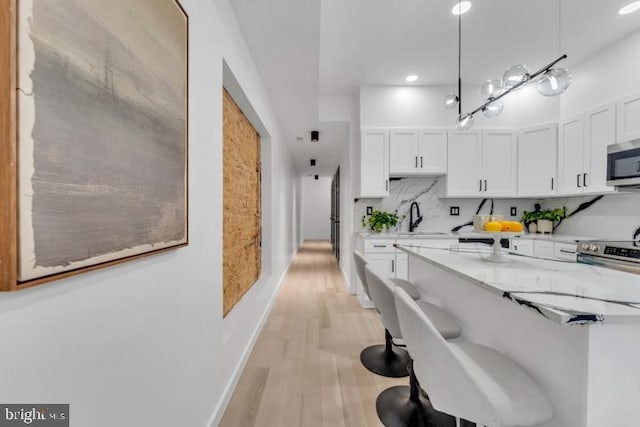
0, 0, 188, 289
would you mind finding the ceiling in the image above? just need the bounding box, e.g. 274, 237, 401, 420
229, 0, 640, 176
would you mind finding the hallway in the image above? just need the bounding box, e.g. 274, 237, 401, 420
220, 240, 403, 426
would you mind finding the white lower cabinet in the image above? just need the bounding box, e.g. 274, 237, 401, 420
395, 253, 408, 280
510, 238, 578, 262
533, 240, 555, 260
510, 239, 534, 256
365, 254, 397, 279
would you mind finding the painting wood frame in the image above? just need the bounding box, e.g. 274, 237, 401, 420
0, 0, 189, 290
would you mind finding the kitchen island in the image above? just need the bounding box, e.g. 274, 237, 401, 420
396, 242, 640, 427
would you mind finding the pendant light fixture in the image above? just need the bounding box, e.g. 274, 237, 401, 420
443, 1, 571, 130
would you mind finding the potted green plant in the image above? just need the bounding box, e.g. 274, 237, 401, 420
361, 210, 403, 233
521, 207, 566, 234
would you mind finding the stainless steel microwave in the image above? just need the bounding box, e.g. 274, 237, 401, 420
607, 140, 640, 187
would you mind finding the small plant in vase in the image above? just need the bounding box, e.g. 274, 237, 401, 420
361, 210, 404, 233
521, 206, 567, 234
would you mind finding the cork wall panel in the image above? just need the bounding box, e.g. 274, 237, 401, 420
222, 89, 261, 316
0, 0, 17, 290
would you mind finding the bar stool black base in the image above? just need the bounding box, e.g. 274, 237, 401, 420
376, 386, 456, 427
360, 329, 410, 378
360, 345, 410, 378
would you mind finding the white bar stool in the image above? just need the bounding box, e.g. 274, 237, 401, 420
366, 265, 462, 427
354, 250, 419, 378
394, 287, 553, 427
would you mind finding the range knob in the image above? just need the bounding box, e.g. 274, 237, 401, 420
581, 243, 591, 251
589, 243, 600, 252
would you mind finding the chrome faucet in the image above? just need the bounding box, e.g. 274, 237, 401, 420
409, 202, 423, 232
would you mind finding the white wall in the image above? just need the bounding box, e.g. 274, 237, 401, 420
0, 1, 299, 427
360, 84, 560, 129
301, 176, 332, 240
319, 94, 359, 293
561, 29, 640, 119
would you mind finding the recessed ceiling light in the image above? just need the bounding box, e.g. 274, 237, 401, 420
619, 1, 640, 15
452, 1, 472, 15
405, 75, 418, 82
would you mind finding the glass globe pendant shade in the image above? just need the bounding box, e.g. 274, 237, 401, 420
443, 93, 459, 110
456, 114, 474, 130
480, 79, 504, 100
482, 99, 504, 118
537, 68, 572, 97
503, 64, 530, 90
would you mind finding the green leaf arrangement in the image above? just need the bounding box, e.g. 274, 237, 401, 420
521, 207, 567, 224
361, 210, 403, 233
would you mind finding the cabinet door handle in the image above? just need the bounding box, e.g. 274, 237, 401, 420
385, 180, 388, 191
583, 173, 588, 187
551, 177, 554, 190
577, 174, 582, 188
484, 179, 488, 192
560, 249, 576, 254
420, 156, 423, 168
373, 245, 387, 248
479, 179, 482, 192
415, 156, 418, 168
391, 259, 395, 273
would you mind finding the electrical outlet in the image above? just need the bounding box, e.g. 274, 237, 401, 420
510, 207, 517, 216
366, 206, 373, 215
450, 206, 460, 216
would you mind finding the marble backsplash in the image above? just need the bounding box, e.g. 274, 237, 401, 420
355, 177, 640, 240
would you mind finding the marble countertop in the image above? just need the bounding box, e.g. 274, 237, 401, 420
512, 234, 600, 244
396, 242, 640, 325
356, 231, 456, 239
357, 230, 598, 244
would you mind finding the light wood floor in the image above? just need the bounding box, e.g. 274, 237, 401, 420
220, 240, 405, 427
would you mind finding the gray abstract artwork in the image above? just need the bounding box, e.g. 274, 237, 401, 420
17, 0, 188, 281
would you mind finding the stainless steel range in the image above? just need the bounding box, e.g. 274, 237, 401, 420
577, 241, 640, 274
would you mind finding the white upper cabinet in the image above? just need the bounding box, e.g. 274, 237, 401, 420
389, 130, 419, 175
417, 130, 447, 174
585, 103, 616, 194
481, 130, 517, 197
616, 93, 640, 143
447, 130, 481, 196
518, 123, 558, 197
558, 104, 616, 195
447, 129, 516, 197
358, 129, 389, 198
558, 115, 585, 194
389, 129, 447, 176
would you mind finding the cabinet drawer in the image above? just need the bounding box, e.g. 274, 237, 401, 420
510, 239, 534, 256
364, 239, 397, 253
555, 243, 578, 262
534, 241, 555, 260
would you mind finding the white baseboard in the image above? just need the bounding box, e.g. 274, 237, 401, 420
339, 264, 354, 294
208, 250, 296, 427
